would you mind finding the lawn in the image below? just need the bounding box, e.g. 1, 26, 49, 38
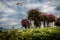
0, 27, 60, 40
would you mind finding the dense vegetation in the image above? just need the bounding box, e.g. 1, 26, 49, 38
0, 27, 60, 40
55, 17, 60, 26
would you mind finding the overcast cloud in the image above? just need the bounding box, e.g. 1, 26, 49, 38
0, 0, 60, 29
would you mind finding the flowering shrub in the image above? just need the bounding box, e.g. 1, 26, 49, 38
0, 27, 60, 40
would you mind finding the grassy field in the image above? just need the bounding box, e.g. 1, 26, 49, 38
0, 27, 60, 40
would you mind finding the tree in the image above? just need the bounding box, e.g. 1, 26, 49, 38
27, 9, 42, 27
27, 9, 57, 28
41, 13, 57, 27
48, 14, 57, 22
55, 17, 60, 26
40, 13, 50, 27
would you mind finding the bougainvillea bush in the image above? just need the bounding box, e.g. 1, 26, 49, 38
0, 27, 60, 40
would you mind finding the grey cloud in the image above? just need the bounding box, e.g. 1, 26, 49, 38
55, 5, 60, 11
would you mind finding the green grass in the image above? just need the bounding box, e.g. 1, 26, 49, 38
0, 27, 60, 40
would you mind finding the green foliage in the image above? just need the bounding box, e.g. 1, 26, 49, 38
0, 27, 60, 40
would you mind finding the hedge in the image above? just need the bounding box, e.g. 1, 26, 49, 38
0, 27, 60, 40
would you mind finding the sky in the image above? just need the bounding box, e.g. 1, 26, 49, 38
0, 0, 60, 29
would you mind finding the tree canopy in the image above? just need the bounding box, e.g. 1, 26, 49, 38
27, 8, 57, 27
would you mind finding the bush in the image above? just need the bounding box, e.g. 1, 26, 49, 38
0, 27, 60, 40
55, 17, 60, 26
